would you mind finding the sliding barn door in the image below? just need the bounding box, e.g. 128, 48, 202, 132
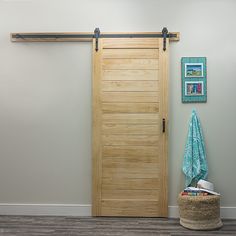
92, 37, 169, 217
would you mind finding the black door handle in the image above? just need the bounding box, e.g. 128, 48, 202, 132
162, 118, 166, 133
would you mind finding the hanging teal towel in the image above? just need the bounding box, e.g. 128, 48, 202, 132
182, 109, 208, 187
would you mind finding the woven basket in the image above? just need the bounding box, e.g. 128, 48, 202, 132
178, 194, 223, 230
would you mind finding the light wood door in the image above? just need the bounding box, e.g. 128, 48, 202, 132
92, 37, 169, 217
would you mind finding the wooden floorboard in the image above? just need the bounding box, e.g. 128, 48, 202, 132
0, 216, 235, 236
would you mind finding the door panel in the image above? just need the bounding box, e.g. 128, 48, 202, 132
102, 38, 159, 48
101, 200, 160, 217
103, 70, 158, 81
102, 114, 160, 124
102, 92, 159, 103
92, 37, 168, 217
102, 49, 159, 59
103, 58, 159, 70
102, 80, 159, 92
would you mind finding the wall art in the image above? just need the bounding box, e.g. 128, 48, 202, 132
181, 57, 207, 103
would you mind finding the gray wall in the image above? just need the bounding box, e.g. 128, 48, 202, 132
0, 0, 236, 207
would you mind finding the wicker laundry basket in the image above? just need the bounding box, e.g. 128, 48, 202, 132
178, 194, 223, 230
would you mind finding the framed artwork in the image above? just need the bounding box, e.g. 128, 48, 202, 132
181, 57, 207, 103
185, 63, 203, 77
185, 81, 204, 96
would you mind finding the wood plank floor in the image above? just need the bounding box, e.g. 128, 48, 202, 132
0, 216, 235, 236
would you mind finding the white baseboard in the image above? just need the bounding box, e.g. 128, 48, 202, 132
0, 204, 236, 219
0, 204, 91, 216
168, 206, 180, 218
168, 205, 236, 219
219, 207, 236, 219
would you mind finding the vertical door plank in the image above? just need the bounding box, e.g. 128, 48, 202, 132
158, 39, 169, 217
92, 39, 103, 216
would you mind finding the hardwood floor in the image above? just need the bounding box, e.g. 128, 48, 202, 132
0, 216, 235, 236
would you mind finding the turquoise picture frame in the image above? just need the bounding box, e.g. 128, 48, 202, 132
181, 57, 207, 103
